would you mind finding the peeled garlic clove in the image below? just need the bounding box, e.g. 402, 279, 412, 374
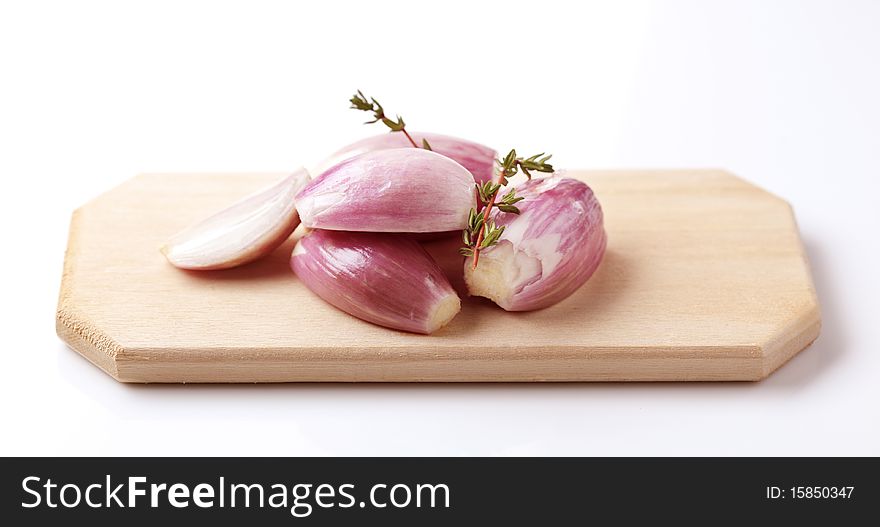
161, 169, 310, 270
311, 131, 496, 183
291, 230, 461, 334
464, 176, 607, 311
296, 148, 474, 233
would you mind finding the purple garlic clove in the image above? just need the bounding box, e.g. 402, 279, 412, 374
311, 131, 496, 183
161, 169, 310, 270
464, 176, 607, 311
291, 230, 461, 334
296, 148, 474, 233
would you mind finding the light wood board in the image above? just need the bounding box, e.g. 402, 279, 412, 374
56, 170, 821, 382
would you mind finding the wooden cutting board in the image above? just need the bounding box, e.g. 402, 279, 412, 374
56, 170, 820, 382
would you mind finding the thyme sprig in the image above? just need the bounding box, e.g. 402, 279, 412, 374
460, 149, 554, 267
349, 90, 429, 149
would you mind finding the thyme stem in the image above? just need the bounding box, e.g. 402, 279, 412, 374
400, 128, 418, 148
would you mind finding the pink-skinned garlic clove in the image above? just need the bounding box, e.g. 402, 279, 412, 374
310, 131, 496, 183
296, 148, 474, 233
464, 176, 607, 311
291, 230, 461, 334
161, 169, 310, 270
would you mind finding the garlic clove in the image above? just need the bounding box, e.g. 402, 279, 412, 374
161, 169, 310, 270
296, 148, 474, 233
310, 131, 496, 183
464, 176, 607, 311
291, 230, 461, 334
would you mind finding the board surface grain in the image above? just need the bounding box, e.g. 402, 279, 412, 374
56, 170, 821, 382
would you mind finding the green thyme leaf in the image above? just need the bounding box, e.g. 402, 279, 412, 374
480, 224, 505, 248
478, 182, 501, 204
497, 204, 521, 214
349, 90, 373, 111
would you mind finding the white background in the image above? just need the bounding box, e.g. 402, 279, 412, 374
1, 0, 878, 455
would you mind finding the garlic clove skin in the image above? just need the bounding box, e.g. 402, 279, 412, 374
161, 169, 310, 270
296, 148, 474, 233
291, 230, 461, 334
311, 131, 496, 183
464, 176, 607, 311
